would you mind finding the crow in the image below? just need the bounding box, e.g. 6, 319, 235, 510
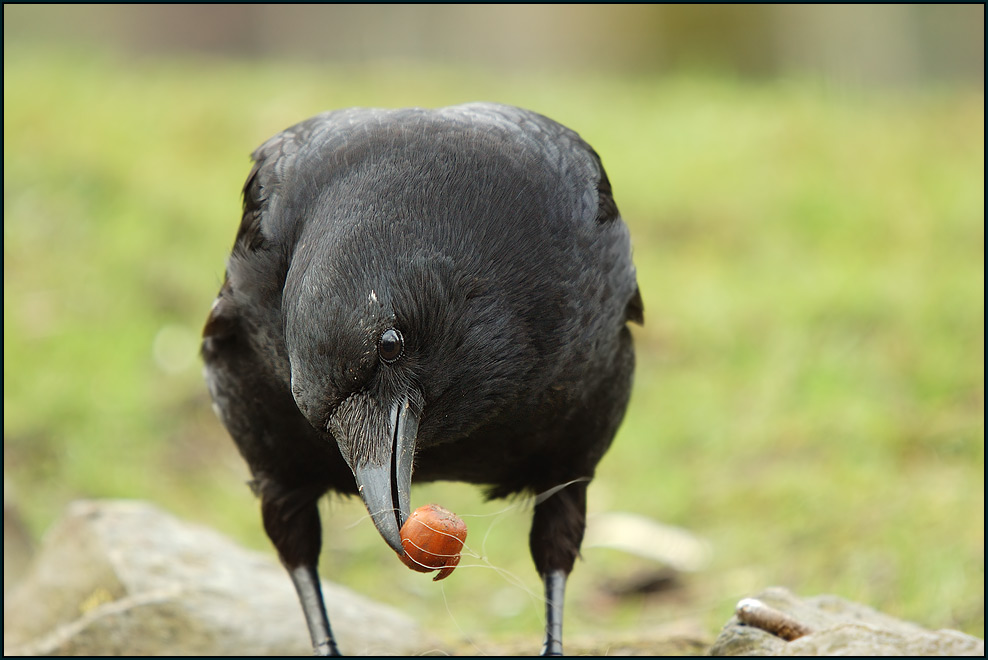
201, 102, 642, 656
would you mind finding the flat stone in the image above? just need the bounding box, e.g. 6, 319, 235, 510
710, 586, 984, 656
3, 499, 443, 656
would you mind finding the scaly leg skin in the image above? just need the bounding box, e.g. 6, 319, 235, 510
290, 564, 340, 656
259, 486, 339, 656
540, 569, 567, 656
530, 480, 587, 656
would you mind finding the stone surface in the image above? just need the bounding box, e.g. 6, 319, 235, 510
710, 586, 984, 656
2, 499, 442, 656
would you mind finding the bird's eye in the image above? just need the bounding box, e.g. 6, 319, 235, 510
378, 328, 404, 364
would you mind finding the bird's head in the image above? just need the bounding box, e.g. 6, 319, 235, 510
282, 218, 532, 553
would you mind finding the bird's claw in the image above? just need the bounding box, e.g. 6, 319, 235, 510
313, 639, 340, 657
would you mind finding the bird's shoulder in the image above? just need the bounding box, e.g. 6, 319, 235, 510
226, 103, 637, 325
236, 104, 619, 249
443, 103, 621, 225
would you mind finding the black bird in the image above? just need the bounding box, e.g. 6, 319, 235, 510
201, 102, 642, 656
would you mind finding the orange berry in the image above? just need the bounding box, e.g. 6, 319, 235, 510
398, 504, 467, 581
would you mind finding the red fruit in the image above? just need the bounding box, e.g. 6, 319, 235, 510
398, 504, 468, 581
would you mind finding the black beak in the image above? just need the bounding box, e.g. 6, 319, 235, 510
332, 392, 418, 553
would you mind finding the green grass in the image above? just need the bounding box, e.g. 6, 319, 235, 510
4, 45, 984, 648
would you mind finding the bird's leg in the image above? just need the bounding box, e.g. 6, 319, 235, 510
260, 485, 339, 656
529, 480, 588, 657
541, 568, 567, 656
289, 564, 339, 656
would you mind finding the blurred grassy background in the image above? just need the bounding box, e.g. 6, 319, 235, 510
4, 4, 984, 650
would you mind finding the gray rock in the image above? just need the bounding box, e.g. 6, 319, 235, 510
710, 586, 984, 656
3, 499, 443, 656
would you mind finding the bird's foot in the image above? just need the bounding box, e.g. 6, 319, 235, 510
313, 638, 340, 656
540, 639, 564, 656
